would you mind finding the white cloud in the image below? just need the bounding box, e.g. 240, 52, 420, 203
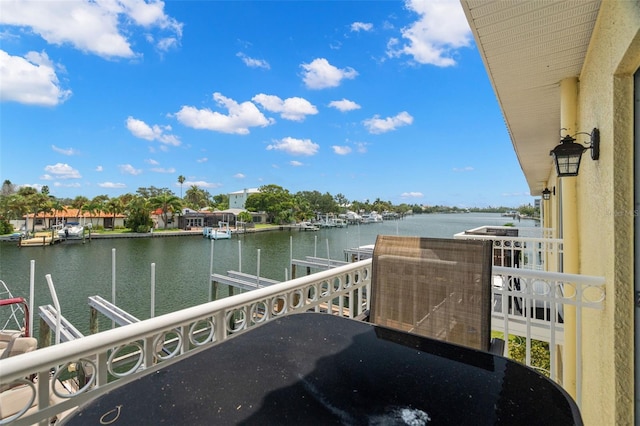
145, 158, 159, 165
237, 52, 270, 69
0, 50, 71, 106
401, 192, 424, 198
453, 166, 474, 172
175, 92, 274, 135
42, 163, 81, 179
126, 116, 181, 146
300, 58, 357, 89
119, 164, 142, 175
328, 99, 361, 112
387, 0, 471, 66
252, 94, 318, 121
184, 180, 221, 189
266, 137, 319, 156
351, 22, 373, 32
0, 0, 182, 59
150, 167, 176, 173
53, 182, 81, 188
363, 111, 413, 134
95, 165, 103, 172
234, 173, 245, 179
98, 182, 126, 188
52, 145, 78, 155
332, 146, 352, 155
196, 157, 208, 163
290, 161, 303, 167
355, 142, 368, 153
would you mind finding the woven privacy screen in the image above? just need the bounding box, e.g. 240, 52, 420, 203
370, 236, 493, 351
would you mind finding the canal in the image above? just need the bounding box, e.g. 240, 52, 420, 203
0, 213, 536, 336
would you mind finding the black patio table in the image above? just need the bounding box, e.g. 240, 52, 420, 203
64, 313, 582, 425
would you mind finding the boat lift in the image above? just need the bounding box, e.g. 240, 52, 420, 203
38, 305, 84, 343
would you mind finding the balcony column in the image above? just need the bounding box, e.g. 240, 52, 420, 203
560, 77, 579, 398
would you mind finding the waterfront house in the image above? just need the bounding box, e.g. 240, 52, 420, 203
228, 188, 259, 210
460, 1, 639, 424
20, 208, 126, 231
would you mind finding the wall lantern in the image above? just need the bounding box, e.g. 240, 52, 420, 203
542, 188, 551, 200
549, 128, 600, 177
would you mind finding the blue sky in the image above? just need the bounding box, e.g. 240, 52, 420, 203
0, 0, 534, 208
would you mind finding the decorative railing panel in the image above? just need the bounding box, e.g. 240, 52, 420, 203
454, 226, 563, 271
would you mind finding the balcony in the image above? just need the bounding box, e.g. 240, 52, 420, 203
1, 243, 604, 425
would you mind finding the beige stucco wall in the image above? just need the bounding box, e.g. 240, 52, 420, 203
566, 1, 640, 424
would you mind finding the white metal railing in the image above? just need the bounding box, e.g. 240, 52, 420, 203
454, 226, 563, 271
0, 261, 371, 426
491, 266, 605, 408
0, 259, 605, 425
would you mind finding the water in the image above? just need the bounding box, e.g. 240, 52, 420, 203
0, 213, 535, 336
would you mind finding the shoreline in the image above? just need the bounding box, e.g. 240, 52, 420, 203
0, 225, 293, 243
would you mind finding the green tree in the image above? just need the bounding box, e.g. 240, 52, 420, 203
105, 197, 124, 229
334, 193, 348, 212
295, 191, 337, 215
2, 193, 28, 222
211, 193, 229, 210
149, 192, 183, 229
125, 196, 152, 232
185, 185, 211, 209
49, 198, 66, 226
17, 187, 48, 232
136, 186, 169, 198
72, 195, 89, 220
82, 195, 108, 227
245, 184, 294, 224
292, 194, 313, 222
237, 211, 253, 230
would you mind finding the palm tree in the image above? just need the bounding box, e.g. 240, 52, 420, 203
177, 175, 186, 199
50, 199, 67, 226
149, 192, 183, 229
105, 198, 124, 230
185, 185, 210, 209
72, 196, 89, 221
17, 187, 47, 233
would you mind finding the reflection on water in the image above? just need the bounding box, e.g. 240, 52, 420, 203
0, 213, 535, 335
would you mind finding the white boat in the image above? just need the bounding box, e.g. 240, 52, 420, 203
333, 219, 348, 228
203, 222, 232, 240
57, 222, 85, 240
361, 212, 383, 223
297, 222, 319, 231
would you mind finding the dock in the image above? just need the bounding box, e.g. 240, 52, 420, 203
290, 256, 348, 278
211, 271, 280, 292
38, 305, 85, 343
88, 295, 140, 327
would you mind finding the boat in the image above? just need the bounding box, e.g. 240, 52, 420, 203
361, 212, 383, 223
342, 211, 362, 224
297, 222, 319, 231
57, 222, 85, 240
333, 218, 348, 228
203, 222, 232, 240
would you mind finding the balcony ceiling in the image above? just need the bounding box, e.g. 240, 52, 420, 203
460, 0, 601, 195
